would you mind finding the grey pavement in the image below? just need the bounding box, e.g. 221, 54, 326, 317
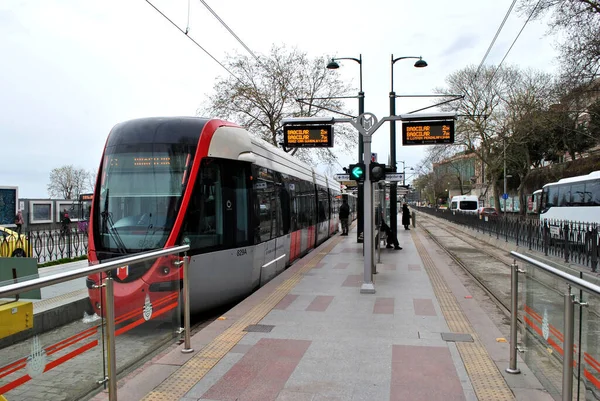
86, 219, 554, 401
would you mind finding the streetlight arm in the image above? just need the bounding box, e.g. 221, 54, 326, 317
332, 57, 361, 64
391, 56, 422, 64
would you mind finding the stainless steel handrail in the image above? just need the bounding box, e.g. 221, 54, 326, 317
0, 245, 190, 299
511, 251, 600, 295
0, 244, 191, 401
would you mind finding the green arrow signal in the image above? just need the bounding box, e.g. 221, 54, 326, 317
351, 166, 364, 177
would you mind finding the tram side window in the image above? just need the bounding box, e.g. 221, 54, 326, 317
288, 179, 300, 231
180, 160, 223, 252
230, 164, 250, 245
317, 188, 329, 223
253, 167, 280, 243
278, 175, 291, 235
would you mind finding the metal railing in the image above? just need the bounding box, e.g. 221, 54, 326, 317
508, 251, 600, 401
0, 226, 89, 263
415, 206, 600, 271
0, 244, 191, 401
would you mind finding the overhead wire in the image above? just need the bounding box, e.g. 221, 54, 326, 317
454, 0, 518, 112
485, 0, 543, 89
196, 0, 358, 121
197, 0, 260, 62
144, 0, 243, 85
474, 0, 518, 79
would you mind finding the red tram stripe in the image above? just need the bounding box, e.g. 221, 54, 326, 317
0, 340, 98, 395
165, 119, 235, 248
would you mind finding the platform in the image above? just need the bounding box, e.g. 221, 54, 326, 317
90, 223, 553, 401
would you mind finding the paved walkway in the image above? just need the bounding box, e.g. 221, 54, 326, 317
90, 223, 552, 401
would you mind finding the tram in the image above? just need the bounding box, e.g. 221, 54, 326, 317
86, 117, 345, 317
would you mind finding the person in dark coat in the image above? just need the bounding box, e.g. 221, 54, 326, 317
339, 199, 350, 235
402, 203, 411, 230
380, 221, 401, 250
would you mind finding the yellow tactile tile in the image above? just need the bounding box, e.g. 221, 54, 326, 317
141, 235, 343, 401
412, 230, 515, 400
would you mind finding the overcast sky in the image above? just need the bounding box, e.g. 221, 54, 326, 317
1, 0, 559, 198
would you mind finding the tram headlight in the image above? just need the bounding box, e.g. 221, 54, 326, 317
161, 266, 170, 275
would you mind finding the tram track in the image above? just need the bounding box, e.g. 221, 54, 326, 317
417, 214, 513, 316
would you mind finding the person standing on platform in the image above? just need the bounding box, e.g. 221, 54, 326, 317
339, 198, 350, 236
402, 202, 411, 230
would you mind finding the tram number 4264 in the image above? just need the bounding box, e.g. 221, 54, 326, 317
236, 248, 247, 256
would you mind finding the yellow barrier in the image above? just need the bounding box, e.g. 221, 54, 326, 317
0, 301, 33, 339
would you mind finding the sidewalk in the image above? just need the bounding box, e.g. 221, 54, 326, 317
92, 223, 552, 401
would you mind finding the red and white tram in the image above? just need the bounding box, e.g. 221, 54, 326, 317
86, 117, 346, 317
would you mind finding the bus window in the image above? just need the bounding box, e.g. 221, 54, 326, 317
547, 186, 559, 208
589, 180, 600, 206
558, 185, 571, 207
571, 183, 585, 206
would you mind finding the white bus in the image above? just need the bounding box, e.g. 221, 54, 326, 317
450, 195, 479, 214
539, 171, 600, 231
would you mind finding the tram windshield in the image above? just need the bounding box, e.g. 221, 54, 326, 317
96, 143, 193, 253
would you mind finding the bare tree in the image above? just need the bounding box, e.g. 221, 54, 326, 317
518, 0, 600, 83
199, 44, 357, 167
435, 64, 520, 209
87, 170, 97, 194
47, 165, 90, 199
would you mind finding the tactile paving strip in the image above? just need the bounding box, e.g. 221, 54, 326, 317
142, 235, 344, 401
412, 230, 516, 401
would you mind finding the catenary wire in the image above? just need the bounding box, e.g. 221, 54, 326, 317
485, 0, 543, 89
454, 0, 517, 112
144, 0, 244, 85
197, 0, 260, 62
475, 0, 518, 79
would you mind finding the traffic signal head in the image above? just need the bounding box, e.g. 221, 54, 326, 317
349, 163, 365, 181
369, 163, 386, 182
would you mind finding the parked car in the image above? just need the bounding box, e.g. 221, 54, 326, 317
0, 226, 30, 257
477, 207, 498, 217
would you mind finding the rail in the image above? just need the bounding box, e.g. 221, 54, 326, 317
0, 244, 190, 401
508, 251, 598, 401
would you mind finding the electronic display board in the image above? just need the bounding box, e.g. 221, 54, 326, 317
283, 125, 333, 148
401, 120, 454, 145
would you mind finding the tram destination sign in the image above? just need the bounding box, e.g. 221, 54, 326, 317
283, 124, 333, 148
401, 120, 454, 145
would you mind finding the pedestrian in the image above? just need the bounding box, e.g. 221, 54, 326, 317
380, 221, 402, 250
61, 210, 71, 234
402, 202, 411, 230
339, 198, 350, 236
14, 210, 24, 235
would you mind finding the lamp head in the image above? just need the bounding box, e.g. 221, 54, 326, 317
326, 59, 340, 69
414, 58, 428, 68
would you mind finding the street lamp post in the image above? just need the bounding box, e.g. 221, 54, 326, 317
327, 55, 364, 243
389, 55, 427, 233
